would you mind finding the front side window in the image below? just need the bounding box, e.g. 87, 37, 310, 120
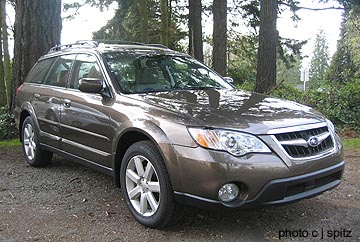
44, 55, 76, 87
104, 52, 234, 94
69, 54, 104, 89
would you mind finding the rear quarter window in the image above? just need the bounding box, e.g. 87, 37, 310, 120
25, 58, 55, 84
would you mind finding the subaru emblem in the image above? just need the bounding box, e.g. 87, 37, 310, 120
307, 136, 320, 147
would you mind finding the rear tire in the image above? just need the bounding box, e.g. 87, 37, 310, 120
21, 116, 53, 167
120, 140, 182, 228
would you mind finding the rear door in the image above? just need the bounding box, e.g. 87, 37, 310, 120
60, 53, 113, 169
29, 55, 75, 149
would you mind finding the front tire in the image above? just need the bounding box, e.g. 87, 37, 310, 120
120, 141, 182, 228
21, 116, 53, 167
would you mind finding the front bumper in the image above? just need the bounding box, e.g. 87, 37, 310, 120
244, 161, 344, 207
174, 161, 344, 208
170, 145, 344, 208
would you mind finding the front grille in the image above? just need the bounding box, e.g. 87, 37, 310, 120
275, 126, 334, 158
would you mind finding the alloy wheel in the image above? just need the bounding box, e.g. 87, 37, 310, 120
125, 155, 161, 216
23, 123, 36, 160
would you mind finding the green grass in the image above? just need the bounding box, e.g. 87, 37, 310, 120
342, 138, 360, 151
0, 139, 21, 148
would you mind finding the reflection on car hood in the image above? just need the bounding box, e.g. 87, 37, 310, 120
129, 89, 325, 134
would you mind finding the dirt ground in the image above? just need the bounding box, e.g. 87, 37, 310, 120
0, 146, 359, 242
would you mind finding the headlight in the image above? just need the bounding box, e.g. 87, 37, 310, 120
187, 128, 271, 156
326, 119, 342, 150
326, 119, 335, 133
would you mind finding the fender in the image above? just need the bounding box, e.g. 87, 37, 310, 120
111, 118, 182, 191
18, 102, 40, 139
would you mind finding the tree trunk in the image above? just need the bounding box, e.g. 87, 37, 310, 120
188, 0, 203, 62
255, 0, 278, 94
1, 0, 11, 107
213, 0, 227, 76
160, 0, 169, 46
11, 0, 62, 110
0, 1, 5, 107
138, 0, 149, 43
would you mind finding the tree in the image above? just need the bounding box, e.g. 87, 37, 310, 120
93, 0, 186, 50
277, 54, 301, 86
0, 0, 11, 107
138, 0, 149, 43
255, 0, 278, 93
309, 29, 330, 85
212, 0, 227, 76
327, 8, 359, 83
188, 0, 203, 62
225, 1, 306, 89
93, 1, 135, 41
227, 32, 257, 84
332, 0, 360, 13
0, 0, 5, 106
2, 0, 11, 107
11, 0, 62, 109
160, 0, 169, 46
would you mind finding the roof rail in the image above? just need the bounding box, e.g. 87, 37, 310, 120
147, 44, 170, 49
48, 40, 99, 53
48, 40, 171, 53
95, 40, 170, 49
95, 40, 145, 46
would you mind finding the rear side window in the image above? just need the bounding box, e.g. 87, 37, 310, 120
25, 58, 55, 84
44, 55, 76, 87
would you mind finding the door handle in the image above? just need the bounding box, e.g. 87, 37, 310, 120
63, 99, 71, 108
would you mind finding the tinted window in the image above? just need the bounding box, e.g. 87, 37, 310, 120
44, 55, 76, 87
69, 54, 104, 89
25, 58, 55, 84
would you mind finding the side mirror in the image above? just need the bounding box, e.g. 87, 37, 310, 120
79, 78, 103, 94
223, 77, 234, 83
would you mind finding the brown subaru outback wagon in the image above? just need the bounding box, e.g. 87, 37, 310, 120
15, 41, 344, 228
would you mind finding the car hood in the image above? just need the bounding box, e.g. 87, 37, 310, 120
128, 89, 325, 134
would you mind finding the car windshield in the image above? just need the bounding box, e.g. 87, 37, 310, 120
103, 52, 234, 94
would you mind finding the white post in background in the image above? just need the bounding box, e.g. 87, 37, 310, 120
301, 68, 309, 91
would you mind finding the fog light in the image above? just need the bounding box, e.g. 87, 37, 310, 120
218, 183, 240, 202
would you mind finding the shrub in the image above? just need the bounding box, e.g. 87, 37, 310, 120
291, 80, 359, 135
236, 80, 360, 135
269, 83, 303, 102
0, 106, 18, 141
236, 81, 255, 91
303, 79, 360, 133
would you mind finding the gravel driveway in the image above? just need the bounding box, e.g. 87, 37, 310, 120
1, 146, 359, 242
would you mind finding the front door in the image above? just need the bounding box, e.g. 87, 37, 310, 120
60, 53, 113, 169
